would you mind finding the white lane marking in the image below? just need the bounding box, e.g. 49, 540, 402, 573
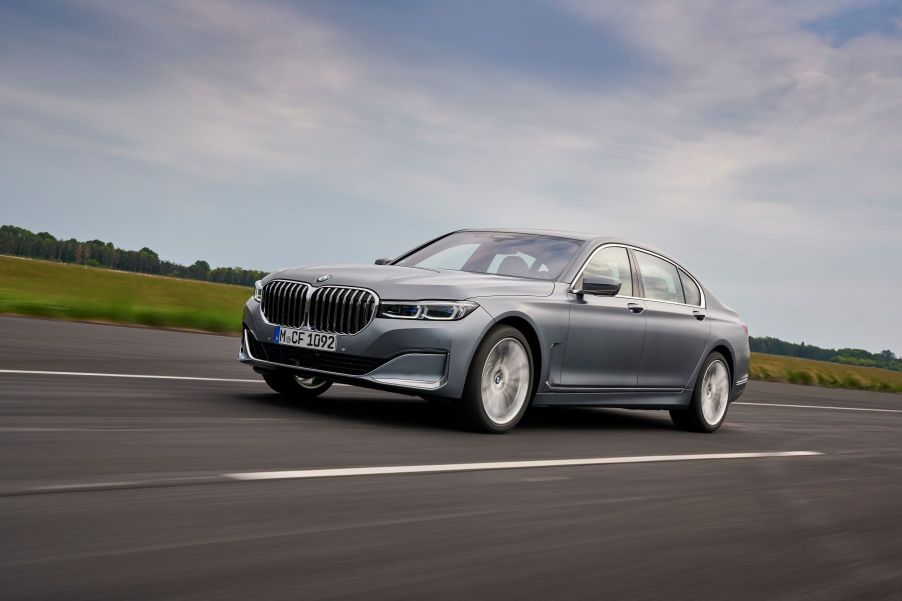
1, 371, 893, 413
225, 451, 822, 481
0, 369, 262, 383
735, 402, 902, 414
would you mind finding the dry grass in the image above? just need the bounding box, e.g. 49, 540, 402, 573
750, 352, 902, 394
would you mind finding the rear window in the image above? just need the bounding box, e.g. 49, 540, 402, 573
679, 269, 702, 306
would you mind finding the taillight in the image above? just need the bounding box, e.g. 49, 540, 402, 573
741, 323, 749, 336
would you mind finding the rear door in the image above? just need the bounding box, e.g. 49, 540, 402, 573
632, 250, 711, 389
561, 246, 646, 388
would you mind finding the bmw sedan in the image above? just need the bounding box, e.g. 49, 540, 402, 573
239, 229, 749, 433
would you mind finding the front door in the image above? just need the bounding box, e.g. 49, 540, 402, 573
561, 246, 646, 388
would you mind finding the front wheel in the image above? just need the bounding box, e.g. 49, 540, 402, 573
262, 371, 332, 399
670, 351, 731, 432
459, 326, 534, 433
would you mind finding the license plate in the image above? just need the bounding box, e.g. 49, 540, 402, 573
272, 327, 336, 352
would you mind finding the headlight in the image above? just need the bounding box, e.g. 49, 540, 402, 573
378, 301, 478, 321
252, 280, 263, 302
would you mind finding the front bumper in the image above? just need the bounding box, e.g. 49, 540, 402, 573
239, 299, 493, 398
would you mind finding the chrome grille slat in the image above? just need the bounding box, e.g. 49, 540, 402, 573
272, 282, 282, 324
349, 290, 359, 333
324, 288, 334, 332
337, 289, 346, 334
333, 288, 343, 332
322, 288, 331, 331
355, 291, 364, 332
298, 283, 306, 326
291, 282, 300, 327
339, 289, 349, 333
285, 282, 294, 327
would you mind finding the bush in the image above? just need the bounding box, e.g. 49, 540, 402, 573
841, 375, 864, 389
786, 370, 815, 385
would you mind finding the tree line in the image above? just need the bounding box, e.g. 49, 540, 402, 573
0, 225, 265, 287
750, 336, 901, 372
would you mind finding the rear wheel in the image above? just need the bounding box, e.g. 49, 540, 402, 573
670, 352, 731, 432
459, 326, 534, 433
262, 371, 332, 399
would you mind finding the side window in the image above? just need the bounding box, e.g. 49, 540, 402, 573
635, 251, 683, 303
679, 269, 701, 306
581, 247, 632, 296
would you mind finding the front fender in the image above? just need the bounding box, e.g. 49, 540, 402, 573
471, 294, 571, 393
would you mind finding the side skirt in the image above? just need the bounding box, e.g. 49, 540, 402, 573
532, 387, 693, 409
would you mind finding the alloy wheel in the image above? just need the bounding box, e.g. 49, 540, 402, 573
480, 337, 530, 426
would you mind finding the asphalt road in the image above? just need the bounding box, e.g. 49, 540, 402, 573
2, 316, 901, 600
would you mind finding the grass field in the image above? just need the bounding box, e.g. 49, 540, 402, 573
749, 352, 902, 393
2, 254, 900, 393
0, 255, 250, 333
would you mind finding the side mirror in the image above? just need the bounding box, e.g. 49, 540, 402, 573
577, 275, 621, 296
374, 257, 393, 265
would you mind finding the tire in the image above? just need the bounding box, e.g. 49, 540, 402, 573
262, 371, 332, 399
459, 325, 535, 433
670, 351, 731, 432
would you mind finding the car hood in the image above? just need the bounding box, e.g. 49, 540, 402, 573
265, 264, 555, 300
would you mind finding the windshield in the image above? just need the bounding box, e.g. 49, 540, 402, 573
394, 231, 583, 280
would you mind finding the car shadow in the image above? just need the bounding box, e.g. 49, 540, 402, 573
232, 389, 677, 433
232, 391, 462, 431
519, 406, 675, 431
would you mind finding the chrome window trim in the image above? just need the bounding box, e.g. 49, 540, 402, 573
260, 280, 381, 336
569, 243, 707, 309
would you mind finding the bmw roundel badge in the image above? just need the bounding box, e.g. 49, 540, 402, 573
316, 274, 331, 283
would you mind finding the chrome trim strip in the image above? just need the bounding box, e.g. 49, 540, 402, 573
545, 383, 686, 394
735, 376, 749, 385
370, 377, 445, 390
370, 352, 450, 391
569, 243, 706, 309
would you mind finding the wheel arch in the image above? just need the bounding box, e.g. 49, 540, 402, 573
491, 315, 544, 398
708, 341, 735, 386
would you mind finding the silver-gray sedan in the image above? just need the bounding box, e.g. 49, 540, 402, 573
239, 229, 749, 433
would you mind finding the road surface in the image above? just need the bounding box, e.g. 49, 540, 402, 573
1, 316, 901, 600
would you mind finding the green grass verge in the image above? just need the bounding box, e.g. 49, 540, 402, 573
0, 255, 250, 333
3, 254, 900, 393
750, 352, 902, 394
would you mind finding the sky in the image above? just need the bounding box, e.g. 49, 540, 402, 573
1, 0, 900, 353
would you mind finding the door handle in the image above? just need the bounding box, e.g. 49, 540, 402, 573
692, 310, 706, 321
627, 303, 644, 314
